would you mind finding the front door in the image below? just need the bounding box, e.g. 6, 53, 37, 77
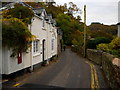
42, 40, 45, 61
18, 52, 22, 64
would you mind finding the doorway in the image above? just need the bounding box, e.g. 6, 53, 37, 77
42, 39, 45, 61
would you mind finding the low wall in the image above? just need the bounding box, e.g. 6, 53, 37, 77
87, 49, 102, 65
87, 49, 120, 88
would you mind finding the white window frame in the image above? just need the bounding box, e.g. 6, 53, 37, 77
33, 40, 39, 53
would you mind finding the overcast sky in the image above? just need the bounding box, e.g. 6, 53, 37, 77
54, 0, 120, 25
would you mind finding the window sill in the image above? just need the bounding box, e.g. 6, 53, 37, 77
33, 53, 40, 57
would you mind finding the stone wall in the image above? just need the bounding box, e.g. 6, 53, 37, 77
87, 49, 120, 88
87, 49, 102, 65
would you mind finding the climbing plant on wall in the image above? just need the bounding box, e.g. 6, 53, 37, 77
2, 3, 34, 24
2, 18, 35, 57
2, 4, 35, 57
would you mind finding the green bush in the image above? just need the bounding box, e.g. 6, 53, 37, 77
87, 37, 111, 49
97, 37, 120, 57
97, 44, 109, 52
110, 37, 120, 50
109, 37, 120, 57
109, 50, 120, 57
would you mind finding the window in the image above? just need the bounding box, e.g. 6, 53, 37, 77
33, 40, 39, 53
51, 39, 54, 50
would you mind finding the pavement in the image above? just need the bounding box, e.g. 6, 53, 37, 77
2, 48, 109, 89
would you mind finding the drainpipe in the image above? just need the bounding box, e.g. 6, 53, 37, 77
29, 18, 34, 72
46, 21, 49, 64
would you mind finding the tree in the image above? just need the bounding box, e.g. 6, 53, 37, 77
3, 3, 34, 24
56, 14, 71, 44
67, 2, 81, 16
89, 30, 113, 40
72, 30, 84, 47
88, 23, 117, 36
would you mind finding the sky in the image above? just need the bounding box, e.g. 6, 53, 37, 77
54, 0, 120, 25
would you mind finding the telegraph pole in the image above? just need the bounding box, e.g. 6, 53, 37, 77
83, 5, 86, 57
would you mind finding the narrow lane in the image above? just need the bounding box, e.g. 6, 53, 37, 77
9, 48, 107, 88
20, 48, 91, 88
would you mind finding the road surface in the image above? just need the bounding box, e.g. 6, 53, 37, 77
3, 48, 108, 89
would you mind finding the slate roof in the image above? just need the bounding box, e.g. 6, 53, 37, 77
32, 8, 44, 16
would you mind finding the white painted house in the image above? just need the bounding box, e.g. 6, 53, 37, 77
2, 3, 58, 75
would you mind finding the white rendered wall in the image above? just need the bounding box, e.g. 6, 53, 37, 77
2, 47, 30, 74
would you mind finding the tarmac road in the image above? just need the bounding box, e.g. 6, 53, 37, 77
3, 48, 108, 89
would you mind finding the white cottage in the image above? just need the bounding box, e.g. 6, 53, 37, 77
2, 4, 58, 75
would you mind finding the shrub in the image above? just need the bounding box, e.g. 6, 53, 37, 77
109, 37, 120, 57
97, 44, 109, 52
109, 50, 120, 57
110, 37, 120, 50
97, 37, 120, 57
87, 37, 111, 49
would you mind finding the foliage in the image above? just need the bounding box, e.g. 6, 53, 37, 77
71, 30, 84, 47
26, 2, 45, 8
45, 4, 65, 18
44, 2, 81, 18
56, 13, 71, 45
26, 2, 83, 45
89, 23, 117, 36
97, 37, 120, 57
97, 44, 109, 52
26, 2, 82, 45
2, 4, 34, 24
67, 2, 81, 15
87, 37, 111, 49
2, 18, 35, 57
89, 30, 113, 40
56, 13, 84, 45
109, 50, 120, 57
110, 37, 120, 50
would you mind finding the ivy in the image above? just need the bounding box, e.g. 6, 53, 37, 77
3, 3, 34, 24
2, 4, 35, 57
2, 18, 35, 57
